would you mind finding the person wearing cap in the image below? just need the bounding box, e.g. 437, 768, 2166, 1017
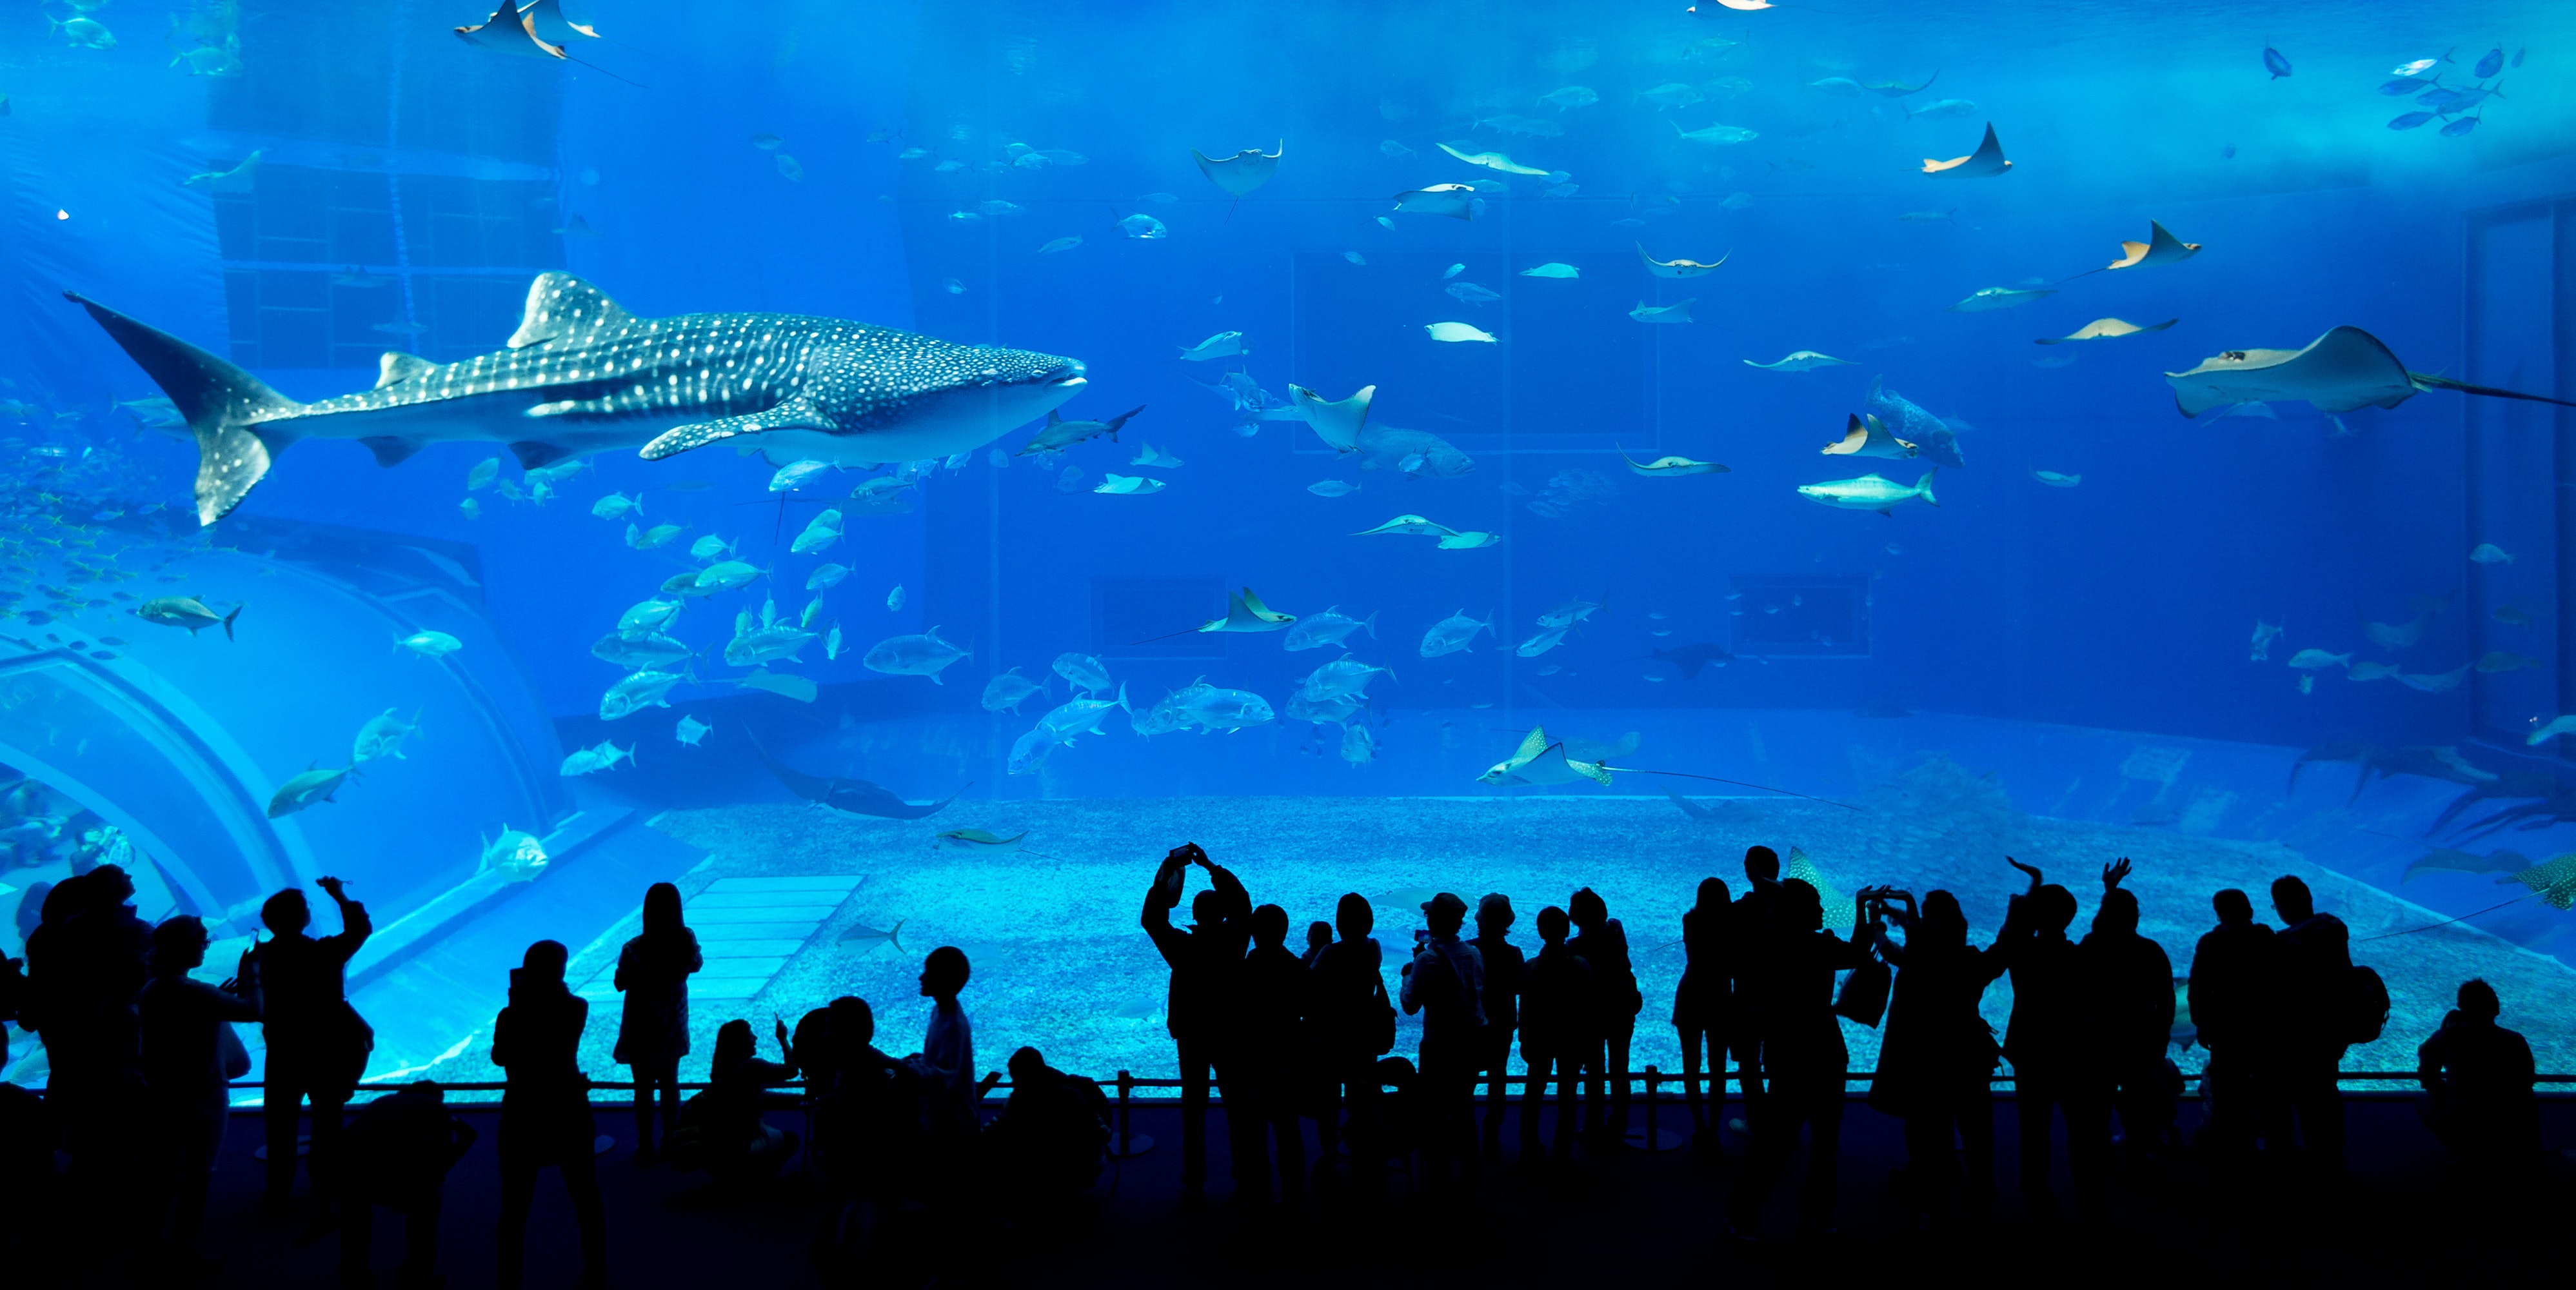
1468, 894, 1525, 1153
1400, 891, 1486, 1197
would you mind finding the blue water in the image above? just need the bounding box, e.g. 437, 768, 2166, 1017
1, 0, 2574, 1086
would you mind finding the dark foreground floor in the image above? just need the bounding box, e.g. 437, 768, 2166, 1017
37, 1092, 2576, 1288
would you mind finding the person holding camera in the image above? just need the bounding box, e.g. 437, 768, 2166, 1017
250, 875, 375, 1239
1139, 842, 1253, 1203
1725, 880, 1880, 1240
1867, 887, 2008, 1229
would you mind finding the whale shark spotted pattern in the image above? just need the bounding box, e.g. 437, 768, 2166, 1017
67, 272, 1088, 524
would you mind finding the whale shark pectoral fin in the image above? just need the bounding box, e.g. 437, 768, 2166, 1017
640, 402, 834, 461
506, 272, 635, 349
359, 436, 430, 467
507, 441, 580, 471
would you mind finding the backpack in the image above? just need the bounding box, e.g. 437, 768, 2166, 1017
2344, 964, 2390, 1045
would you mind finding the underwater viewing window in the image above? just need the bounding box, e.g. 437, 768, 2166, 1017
1731, 575, 1870, 657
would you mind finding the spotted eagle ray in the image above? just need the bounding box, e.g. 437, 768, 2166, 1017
453, 0, 641, 83
1479, 724, 1862, 808
68, 272, 1086, 524
748, 731, 962, 820
2164, 326, 2576, 417
1192, 143, 1283, 197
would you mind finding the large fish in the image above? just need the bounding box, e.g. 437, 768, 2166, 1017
67, 273, 1088, 524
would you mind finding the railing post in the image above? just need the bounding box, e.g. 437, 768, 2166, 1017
1643, 1065, 1661, 1153
1111, 1069, 1154, 1156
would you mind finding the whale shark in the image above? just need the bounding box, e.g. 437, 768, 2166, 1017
68, 272, 1088, 524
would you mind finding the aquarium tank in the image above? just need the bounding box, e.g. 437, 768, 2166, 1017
0, 0, 2571, 1096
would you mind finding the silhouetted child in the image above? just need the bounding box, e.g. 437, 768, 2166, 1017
339, 1080, 476, 1290
1520, 906, 1594, 1164
1469, 894, 1525, 1151
1302, 920, 1334, 970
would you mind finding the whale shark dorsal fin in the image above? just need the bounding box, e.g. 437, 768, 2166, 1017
508, 272, 633, 349
376, 352, 436, 390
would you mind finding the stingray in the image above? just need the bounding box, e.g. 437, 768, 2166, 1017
1195, 587, 1296, 633
1865, 72, 1938, 97
1638, 244, 1729, 278
1823, 413, 1917, 459
1437, 142, 1551, 177
2164, 326, 2576, 417
2037, 317, 2176, 344
1191, 143, 1283, 197
1922, 123, 2012, 177
1618, 449, 1729, 476
1392, 184, 1481, 220
1747, 350, 1854, 372
2105, 220, 2201, 270
2499, 853, 2576, 909
1480, 726, 1864, 807
748, 731, 962, 820
1287, 383, 1372, 452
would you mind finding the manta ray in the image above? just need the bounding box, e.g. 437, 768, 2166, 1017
2164, 326, 2576, 418
69, 273, 1086, 523
1479, 724, 1865, 808
749, 731, 963, 820
1192, 143, 1283, 197
1923, 123, 2011, 177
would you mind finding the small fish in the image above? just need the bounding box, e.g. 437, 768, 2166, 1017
2441, 115, 2482, 138
1950, 286, 2056, 312
1420, 609, 1494, 658
2388, 112, 2437, 131
2286, 649, 2350, 670
466, 459, 499, 491
1380, 140, 1416, 159
689, 534, 737, 564
2478, 651, 2539, 674
559, 740, 634, 777
775, 154, 805, 181
1177, 332, 1249, 362
1671, 121, 1759, 146
1115, 212, 1167, 239
1342, 251, 1368, 266
1445, 282, 1502, 305
1426, 322, 1497, 344
1537, 85, 1599, 111
2250, 619, 2284, 661
591, 491, 642, 520
769, 459, 833, 491
944, 279, 966, 294
2263, 44, 2292, 79
2030, 470, 2081, 488
2472, 542, 2515, 564
134, 597, 241, 639
1519, 263, 1580, 279
2299, 675, 2314, 695
2495, 604, 2533, 627
1629, 299, 1695, 324
1094, 473, 1167, 495
1619, 450, 1727, 477
1307, 480, 1360, 497
886, 584, 905, 611
838, 918, 907, 952
267, 765, 353, 818
1036, 235, 1084, 254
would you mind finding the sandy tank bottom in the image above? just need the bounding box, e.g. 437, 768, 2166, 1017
421, 793, 2576, 1092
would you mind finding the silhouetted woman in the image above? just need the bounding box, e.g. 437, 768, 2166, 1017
613, 881, 700, 1164
1868, 889, 2006, 1228
493, 940, 605, 1290
136, 915, 259, 1276
1673, 877, 1732, 1153
703, 1017, 802, 1182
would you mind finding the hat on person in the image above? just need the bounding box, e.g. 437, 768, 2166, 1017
1476, 893, 1513, 922
1422, 891, 1469, 918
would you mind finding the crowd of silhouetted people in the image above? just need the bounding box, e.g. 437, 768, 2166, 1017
0, 845, 2548, 1284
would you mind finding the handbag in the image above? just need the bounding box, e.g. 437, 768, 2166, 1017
1832, 952, 1893, 1029
1365, 973, 1396, 1056
215, 1020, 253, 1081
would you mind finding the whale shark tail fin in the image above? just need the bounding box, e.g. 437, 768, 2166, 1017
65, 290, 305, 526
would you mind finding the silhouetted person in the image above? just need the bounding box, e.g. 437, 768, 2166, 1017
982, 1046, 1109, 1223
809, 997, 922, 1280
1238, 903, 1309, 1207
492, 940, 605, 1290
34, 865, 149, 1215
1727, 847, 1783, 1129
1672, 877, 1732, 1153
1139, 841, 1253, 1202
1727, 880, 1876, 1238
2416, 978, 2538, 1177
907, 946, 977, 1146
251, 875, 373, 1237
1469, 893, 1524, 1151
1567, 887, 1639, 1147
137, 915, 260, 1276
2268, 874, 2351, 1172
1311, 892, 1392, 1179
339, 1080, 475, 1290
1868, 888, 2005, 1228
2188, 889, 2275, 1156
1519, 906, 1594, 1163
701, 1017, 801, 1181
1301, 920, 1333, 969
1400, 892, 1485, 1196
613, 880, 700, 1165
1996, 858, 2108, 1226
2078, 866, 2175, 1164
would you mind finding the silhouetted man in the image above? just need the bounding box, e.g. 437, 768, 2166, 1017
1400, 892, 1485, 1196
1728, 847, 1783, 1127
339, 1080, 475, 1290
2079, 865, 2175, 1164
1567, 887, 1639, 1147
1140, 842, 1253, 1202
1519, 906, 1593, 1164
1311, 893, 1391, 1179
252, 875, 374, 1238
2268, 875, 2351, 1173
2188, 889, 2274, 1156
2416, 978, 2538, 1178
1725, 880, 1876, 1239
39, 865, 150, 1231
1996, 859, 2108, 1226
1469, 894, 1524, 1151
1238, 903, 1309, 1207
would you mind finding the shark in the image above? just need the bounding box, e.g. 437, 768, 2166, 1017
68, 272, 1087, 524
